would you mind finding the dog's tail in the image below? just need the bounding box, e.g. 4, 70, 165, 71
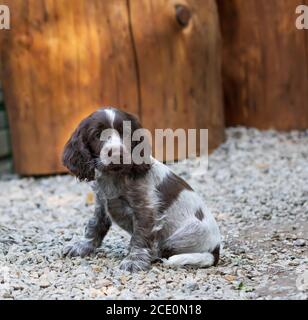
163, 245, 220, 268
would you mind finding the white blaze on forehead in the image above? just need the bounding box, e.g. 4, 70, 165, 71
108, 130, 122, 146
100, 128, 122, 147
104, 109, 116, 128
100, 129, 124, 165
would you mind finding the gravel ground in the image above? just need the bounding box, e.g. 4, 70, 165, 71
0, 127, 307, 300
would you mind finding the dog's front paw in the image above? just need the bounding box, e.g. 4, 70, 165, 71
119, 257, 150, 272
119, 248, 152, 272
62, 240, 95, 258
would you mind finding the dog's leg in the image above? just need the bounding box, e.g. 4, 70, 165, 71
119, 187, 156, 272
107, 197, 133, 234
119, 216, 154, 272
63, 198, 111, 258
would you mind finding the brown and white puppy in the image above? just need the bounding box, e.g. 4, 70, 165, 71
62, 107, 221, 272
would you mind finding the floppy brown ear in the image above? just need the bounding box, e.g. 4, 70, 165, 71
62, 118, 95, 181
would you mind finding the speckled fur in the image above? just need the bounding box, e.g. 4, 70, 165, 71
62, 107, 221, 272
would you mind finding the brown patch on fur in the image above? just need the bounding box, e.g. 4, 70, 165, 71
212, 245, 220, 266
157, 172, 193, 213
159, 247, 175, 259
62, 115, 97, 181
195, 208, 204, 221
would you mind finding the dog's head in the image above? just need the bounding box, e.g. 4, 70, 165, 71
62, 107, 151, 181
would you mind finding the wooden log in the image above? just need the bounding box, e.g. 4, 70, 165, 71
0, 0, 224, 175
129, 0, 225, 158
217, 0, 308, 130
0, 0, 139, 175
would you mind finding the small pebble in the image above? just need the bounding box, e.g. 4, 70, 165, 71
294, 239, 306, 247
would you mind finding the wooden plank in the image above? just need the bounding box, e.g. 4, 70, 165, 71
130, 0, 224, 159
217, 0, 308, 130
0, 0, 139, 175
0, 129, 11, 158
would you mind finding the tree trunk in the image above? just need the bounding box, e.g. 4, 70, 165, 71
217, 0, 308, 130
129, 0, 224, 158
0, 0, 224, 175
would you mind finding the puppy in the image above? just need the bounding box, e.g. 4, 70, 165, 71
62, 107, 221, 272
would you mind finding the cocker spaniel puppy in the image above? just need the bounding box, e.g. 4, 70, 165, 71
62, 107, 221, 272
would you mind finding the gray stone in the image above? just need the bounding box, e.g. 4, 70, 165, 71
294, 239, 306, 247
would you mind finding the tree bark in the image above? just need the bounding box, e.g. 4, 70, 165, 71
129, 0, 224, 159
0, 0, 224, 175
217, 0, 308, 130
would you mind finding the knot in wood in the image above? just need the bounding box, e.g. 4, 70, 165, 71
175, 4, 191, 27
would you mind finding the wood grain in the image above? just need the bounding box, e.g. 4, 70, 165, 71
217, 0, 308, 130
0, 0, 139, 174
0, 0, 224, 174
129, 0, 224, 159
